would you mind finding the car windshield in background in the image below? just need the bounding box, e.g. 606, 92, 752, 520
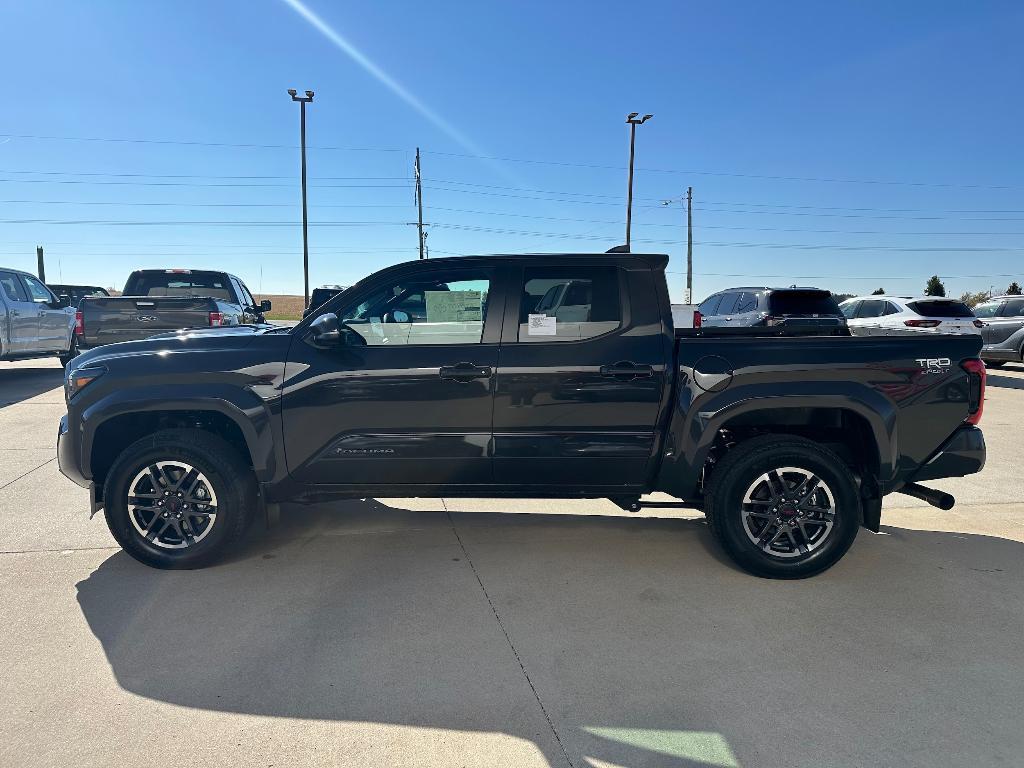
907, 300, 974, 317
769, 290, 841, 316
123, 271, 231, 299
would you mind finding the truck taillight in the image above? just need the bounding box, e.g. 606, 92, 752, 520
693, 310, 702, 329
904, 319, 941, 328
208, 311, 224, 327
961, 358, 985, 425
74, 310, 83, 336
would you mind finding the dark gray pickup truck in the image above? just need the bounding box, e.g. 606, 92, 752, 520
75, 269, 271, 353
58, 253, 986, 578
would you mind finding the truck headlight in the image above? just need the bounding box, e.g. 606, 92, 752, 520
66, 366, 106, 400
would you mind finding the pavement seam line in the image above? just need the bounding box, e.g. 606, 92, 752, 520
443, 503, 575, 768
0, 457, 56, 491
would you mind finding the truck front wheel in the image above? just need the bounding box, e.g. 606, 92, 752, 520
102, 428, 255, 569
704, 435, 861, 578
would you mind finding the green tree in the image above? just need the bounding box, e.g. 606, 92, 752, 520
1006, 281, 1022, 295
924, 275, 946, 297
959, 291, 991, 308
871, 287, 885, 295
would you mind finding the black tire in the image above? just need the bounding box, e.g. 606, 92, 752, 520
983, 360, 1005, 368
103, 428, 256, 569
59, 337, 79, 368
704, 435, 861, 579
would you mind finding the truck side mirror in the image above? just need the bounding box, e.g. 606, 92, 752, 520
259, 299, 272, 312
55, 294, 72, 309
308, 312, 342, 346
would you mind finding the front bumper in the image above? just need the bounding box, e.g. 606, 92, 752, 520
909, 425, 986, 483
57, 414, 89, 488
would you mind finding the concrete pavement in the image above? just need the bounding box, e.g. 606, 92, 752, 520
2, 357, 1023, 767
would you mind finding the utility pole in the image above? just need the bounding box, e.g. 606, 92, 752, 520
36, 245, 45, 283
288, 88, 314, 308
415, 147, 426, 259
624, 112, 653, 250
686, 186, 693, 304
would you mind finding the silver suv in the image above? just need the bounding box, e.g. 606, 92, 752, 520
0, 267, 77, 366
973, 296, 1024, 368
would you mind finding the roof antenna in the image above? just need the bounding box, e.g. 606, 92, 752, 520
606, 244, 630, 254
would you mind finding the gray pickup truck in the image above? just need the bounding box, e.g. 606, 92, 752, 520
77, 269, 271, 352
0, 267, 76, 366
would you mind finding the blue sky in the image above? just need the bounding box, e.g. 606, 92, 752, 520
2, 0, 1023, 301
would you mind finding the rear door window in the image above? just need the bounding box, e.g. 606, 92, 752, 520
907, 300, 973, 317
517, 266, 621, 343
1000, 299, 1024, 317
716, 292, 740, 314
840, 301, 860, 319
0, 271, 29, 303
124, 271, 233, 300
768, 290, 841, 316
973, 303, 999, 318
735, 291, 759, 313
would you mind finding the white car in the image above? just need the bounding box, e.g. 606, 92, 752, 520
839, 296, 983, 336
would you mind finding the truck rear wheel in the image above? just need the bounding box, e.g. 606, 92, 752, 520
704, 435, 860, 578
102, 428, 255, 569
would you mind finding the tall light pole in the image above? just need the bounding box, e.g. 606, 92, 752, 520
625, 112, 653, 251
289, 88, 314, 308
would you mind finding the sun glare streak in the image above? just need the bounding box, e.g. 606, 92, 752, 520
280, 0, 492, 161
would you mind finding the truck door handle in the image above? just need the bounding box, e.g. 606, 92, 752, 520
439, 363, 492, 382
600, 362, 654, 379
9, 309, 18, 316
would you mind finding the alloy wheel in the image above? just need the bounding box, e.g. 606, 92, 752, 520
740, 466, 836, 559
127, 461, 218, 549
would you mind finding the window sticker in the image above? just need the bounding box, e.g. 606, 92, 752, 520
527, 313, 557, 335
425, 290, 482, 322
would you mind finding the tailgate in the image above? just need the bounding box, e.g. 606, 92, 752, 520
80, 296, 215, 346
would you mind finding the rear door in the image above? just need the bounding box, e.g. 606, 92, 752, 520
492, 259, 670, 490
0, 271, 38, 353
972, 302, 1001, 344
20, 274, 68, 352
989, 298, 1024, 344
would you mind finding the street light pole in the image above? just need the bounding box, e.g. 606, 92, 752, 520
289, 88, 314, 308
625, 112, 652, 250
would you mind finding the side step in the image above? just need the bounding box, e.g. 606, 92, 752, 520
898, 482, 955, 511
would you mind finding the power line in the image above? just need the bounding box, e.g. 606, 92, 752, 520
423, 150, 1021, 190
0, 133, 404, 152
0, 177, 411, 189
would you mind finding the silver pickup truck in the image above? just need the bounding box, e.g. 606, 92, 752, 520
0, 267, 76, 367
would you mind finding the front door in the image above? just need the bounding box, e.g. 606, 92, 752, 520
492, 260, 670, 490
20, 274, 68, 352
281, 264, 503, 488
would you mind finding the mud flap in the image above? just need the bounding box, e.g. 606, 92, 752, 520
861, 497, 881, 532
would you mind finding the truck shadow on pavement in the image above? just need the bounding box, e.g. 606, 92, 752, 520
0, 364, 64, 409
75, 500, 1024, 768
987, 373, 1024, 390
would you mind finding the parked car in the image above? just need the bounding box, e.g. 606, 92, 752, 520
0, 267, 77, 366
46, 284, 110, 307
698, 287, 847, 335
973, 295, 1024, 367
76, 268, 271, 352
839, 296, 982, 336
59, 253, 986, 579
302, 285, 349, 318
